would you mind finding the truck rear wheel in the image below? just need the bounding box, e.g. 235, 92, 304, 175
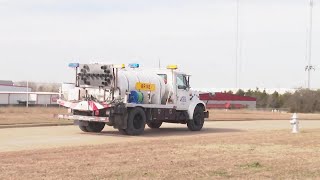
86, 122, 105, 133
187, 106, 205, 131
79, 125, 89, 132
120, 107, 146, 135
147, 121, 162, 129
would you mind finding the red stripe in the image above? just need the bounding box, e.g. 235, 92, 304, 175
89, 101, 98, 111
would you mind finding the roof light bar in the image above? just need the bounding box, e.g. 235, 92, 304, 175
68, 63, 80, 68
129, 63, 140, 68
167, 65, 178, 70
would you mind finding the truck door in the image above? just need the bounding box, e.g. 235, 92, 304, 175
176, 74, 190, 110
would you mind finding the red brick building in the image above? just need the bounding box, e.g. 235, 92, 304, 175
200, 93, 256, 109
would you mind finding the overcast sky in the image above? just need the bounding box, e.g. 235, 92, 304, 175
0, 0, 319, 89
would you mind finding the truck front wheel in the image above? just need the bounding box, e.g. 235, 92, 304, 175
187, 106, 205, 131
120, 107, 146, 135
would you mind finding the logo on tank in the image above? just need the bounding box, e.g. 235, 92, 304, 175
135, 82, 156, 91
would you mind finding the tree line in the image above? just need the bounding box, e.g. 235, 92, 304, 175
15, 81, 60, 92
230, 88, 320, 113
13, 81, 320, 113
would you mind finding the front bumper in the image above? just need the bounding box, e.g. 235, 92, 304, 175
56, 114, 109, 123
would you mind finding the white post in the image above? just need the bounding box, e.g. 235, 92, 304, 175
26, 81, 29, 108
59, 86, 62, 99
59, 86, 62, 108
290, 113, 299, 133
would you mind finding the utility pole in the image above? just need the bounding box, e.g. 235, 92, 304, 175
305, 0, 314, 89
235, 0, 241, 89
26, 81, 29, 108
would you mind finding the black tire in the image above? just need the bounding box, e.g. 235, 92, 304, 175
118, 128, 127, 135
106, 121, 114, 126
147, 121, 162, 129
123, 107, 146, 135
79, 125, 89, 132
86, 122, 105, 132
187, 106, 205, 131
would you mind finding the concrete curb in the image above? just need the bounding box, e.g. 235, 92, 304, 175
209, 119, 320, 121
208, 119, 290, 121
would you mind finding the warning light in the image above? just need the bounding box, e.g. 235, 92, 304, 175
68, 63, 80, 68
167, 65, 178, 70
114, 64, 126, 69
129, 63, 140, 68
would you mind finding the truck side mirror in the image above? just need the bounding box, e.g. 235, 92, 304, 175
187, 76, 191, 89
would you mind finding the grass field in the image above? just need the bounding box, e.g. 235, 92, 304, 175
0, 107, 70, 125
209, 109, 320, 121
0, 107, 320, 179
1, 129, 320, 179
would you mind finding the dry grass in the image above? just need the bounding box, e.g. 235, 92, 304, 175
0, 107, 70, 125
0, 129, 320, 179
209, 109, 320, 121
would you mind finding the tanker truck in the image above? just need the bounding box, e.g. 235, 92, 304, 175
57, 63, 209, 135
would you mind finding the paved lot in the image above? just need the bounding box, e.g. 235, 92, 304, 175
1, 120, 319, 152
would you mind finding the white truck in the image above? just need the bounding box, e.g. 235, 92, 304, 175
57, 63, 209, 135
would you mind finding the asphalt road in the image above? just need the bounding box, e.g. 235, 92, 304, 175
1, 120, 319, 152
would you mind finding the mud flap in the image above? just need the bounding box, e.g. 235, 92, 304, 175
204, 111, 209, 119
113, 113, 128, 129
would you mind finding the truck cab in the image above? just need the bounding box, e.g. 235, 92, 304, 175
154, 66, 201, 112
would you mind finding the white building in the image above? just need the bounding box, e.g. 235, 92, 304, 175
0, 92, 60, 105
0, 80, 60, 106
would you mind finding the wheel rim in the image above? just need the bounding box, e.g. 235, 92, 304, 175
133, 114, 143, 129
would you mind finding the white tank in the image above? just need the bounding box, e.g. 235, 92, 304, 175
116, 69, 167, 104
62, 83, 78, 101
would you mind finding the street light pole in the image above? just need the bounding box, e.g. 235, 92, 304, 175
306, 0, 314, 89
26, 81, 29, 108
235, 0, 240, 89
